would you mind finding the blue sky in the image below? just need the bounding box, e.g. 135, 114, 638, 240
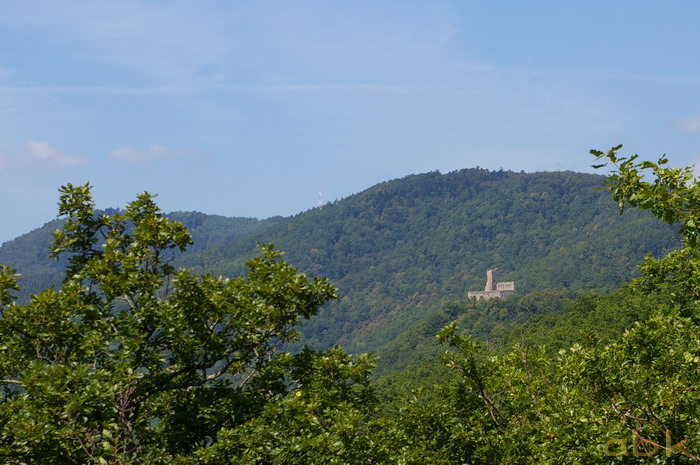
1, 1, 700, 243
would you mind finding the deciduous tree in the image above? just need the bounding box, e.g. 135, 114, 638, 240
0, 183, 380, 464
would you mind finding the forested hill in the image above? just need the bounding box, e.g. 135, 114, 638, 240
0, 169, 681, 369
177, 168, 680, 358
0, 211, 282, 295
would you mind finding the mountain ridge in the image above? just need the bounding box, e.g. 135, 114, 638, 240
173, 168, 680, 364
0, 167, 681, 372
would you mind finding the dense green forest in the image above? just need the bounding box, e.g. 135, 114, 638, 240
4, 150, 700, 463
181, 168, 679, 373
0, 169, 679, 376
0, 211, 282, 301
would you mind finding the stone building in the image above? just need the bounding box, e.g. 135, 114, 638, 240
468, 269, 515, 300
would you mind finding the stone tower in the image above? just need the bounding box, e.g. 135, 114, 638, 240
468, 269, 515, 300
484, 269, 498, 292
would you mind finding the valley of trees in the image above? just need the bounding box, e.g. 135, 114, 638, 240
2, 146, 700, 463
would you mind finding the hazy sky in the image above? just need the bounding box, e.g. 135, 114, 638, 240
1, 1, 700, 243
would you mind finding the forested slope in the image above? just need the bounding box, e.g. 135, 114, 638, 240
4, 154, 699, 463
0, 168, 680, 372
0, 211, 281, 297
182, 168, 679, 362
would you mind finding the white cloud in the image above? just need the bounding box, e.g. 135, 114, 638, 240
109, 144, 196, 163
671, 115, 700, 134
0, 141, 85, 171
25, 140, 83, 166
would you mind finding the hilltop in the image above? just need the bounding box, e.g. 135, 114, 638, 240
0, 168, 680, 372
179, 168, 679, 369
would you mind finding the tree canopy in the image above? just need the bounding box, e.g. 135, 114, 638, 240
381, 147, 700, 463
4, 147, 700, 463
0, 183, 381, 464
